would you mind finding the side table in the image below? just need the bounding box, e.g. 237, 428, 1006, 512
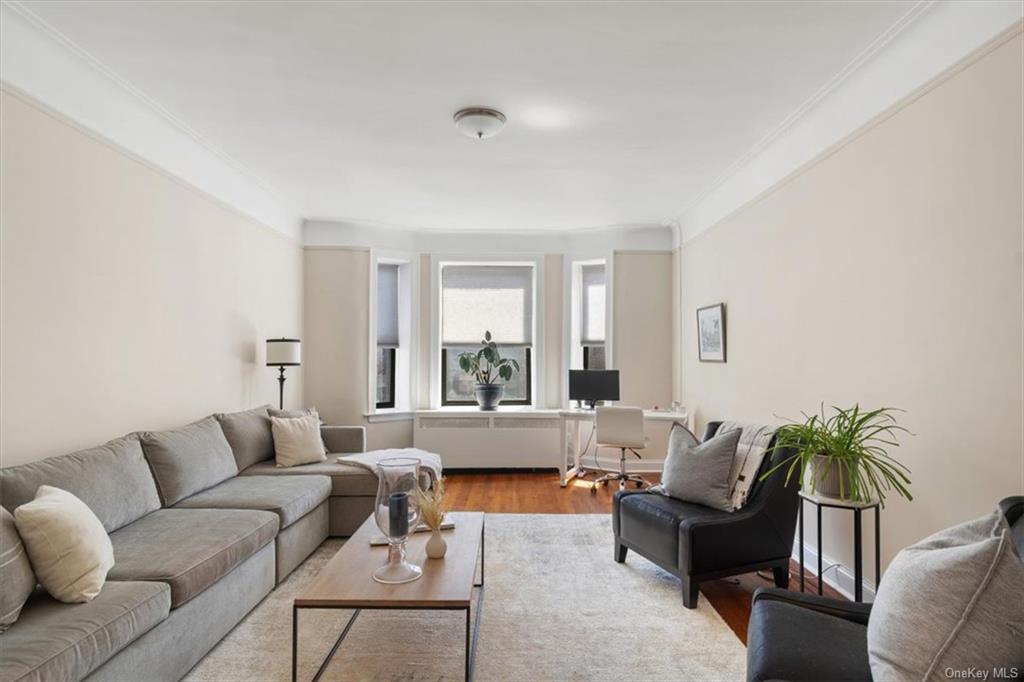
798, 491, 880, 602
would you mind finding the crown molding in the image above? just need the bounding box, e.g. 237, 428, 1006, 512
677, 0, 1024, 243
0, 1, 303, 240
304, 219, 674, 255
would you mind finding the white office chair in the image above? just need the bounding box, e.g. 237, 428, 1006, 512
591, 406, 649, 493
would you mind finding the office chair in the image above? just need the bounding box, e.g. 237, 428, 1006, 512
591, 406, 649, 493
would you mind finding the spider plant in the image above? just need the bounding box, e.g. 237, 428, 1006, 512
457, 331, 521, 385
761, 405, 912, 506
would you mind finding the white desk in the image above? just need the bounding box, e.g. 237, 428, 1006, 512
558, 408, 688, 486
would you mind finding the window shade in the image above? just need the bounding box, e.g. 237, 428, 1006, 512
377, 263, 399, 347
580, 263, 606, 344
442, 265, 533, 345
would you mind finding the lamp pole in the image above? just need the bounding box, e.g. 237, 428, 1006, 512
277, 366, 286, 410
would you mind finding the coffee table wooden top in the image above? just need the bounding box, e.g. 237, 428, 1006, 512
295, 511, 484, 609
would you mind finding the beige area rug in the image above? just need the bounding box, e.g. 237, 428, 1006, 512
185, 514, 746, 681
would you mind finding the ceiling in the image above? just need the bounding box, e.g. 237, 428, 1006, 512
24, 1, 917, 232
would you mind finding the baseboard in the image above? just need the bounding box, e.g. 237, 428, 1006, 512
792, 541, 876, 602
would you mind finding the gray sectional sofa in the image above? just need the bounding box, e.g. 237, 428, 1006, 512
0, 405, 371, 682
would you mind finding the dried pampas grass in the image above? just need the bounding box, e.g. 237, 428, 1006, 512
415, 477, 447, 530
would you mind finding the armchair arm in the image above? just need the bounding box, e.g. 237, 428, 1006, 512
320, 425, 366, 454
752, 587, 872, 625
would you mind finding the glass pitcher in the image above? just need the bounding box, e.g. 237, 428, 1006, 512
372, 457, 438, 584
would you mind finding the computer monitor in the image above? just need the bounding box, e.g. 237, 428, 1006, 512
568, 370, 620, 408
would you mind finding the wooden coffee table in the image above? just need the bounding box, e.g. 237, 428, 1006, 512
292, 511, 485, 682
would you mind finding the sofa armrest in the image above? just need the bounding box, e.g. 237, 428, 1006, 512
751, 587, 872, 625
320, 426, 366, 454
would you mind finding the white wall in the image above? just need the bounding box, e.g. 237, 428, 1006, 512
0, 89, 303, 466
678, 28, 1023, 585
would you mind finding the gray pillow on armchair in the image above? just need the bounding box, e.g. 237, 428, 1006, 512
657, 424, 741, 512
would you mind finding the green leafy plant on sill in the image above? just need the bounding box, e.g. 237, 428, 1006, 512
457, 330, 521, 384
760, 404, 913, 506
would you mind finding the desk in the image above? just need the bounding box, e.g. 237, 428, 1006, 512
558, 409, 688, 486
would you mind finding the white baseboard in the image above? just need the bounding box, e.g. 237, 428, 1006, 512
792, 541, 876, 602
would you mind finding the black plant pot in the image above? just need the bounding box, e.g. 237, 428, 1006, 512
474, 383, 503, 411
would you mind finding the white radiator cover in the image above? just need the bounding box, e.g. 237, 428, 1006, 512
414, 412, 561, 468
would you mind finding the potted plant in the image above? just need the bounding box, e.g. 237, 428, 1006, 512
457, 330, 521, 411
761, 404, 913, 505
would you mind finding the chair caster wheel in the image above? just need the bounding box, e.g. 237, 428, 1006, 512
601, 480, 608, 487
635, 481, 643, 488
590, 487, 597, 496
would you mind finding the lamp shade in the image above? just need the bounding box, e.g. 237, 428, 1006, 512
266, 338, 301, 366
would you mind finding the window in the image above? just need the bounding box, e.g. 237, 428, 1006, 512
579, 263, 606, 369
375, 263, 399, 409
440, 264, 534, 405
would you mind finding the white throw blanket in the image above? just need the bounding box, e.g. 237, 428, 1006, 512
337, 448, 443, 481
716, 421, 776, 510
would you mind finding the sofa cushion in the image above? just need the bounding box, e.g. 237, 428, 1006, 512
240, 459, 378, 496
868, 509, 1024, 680
107, 508, 278, 608
1, 435, 161, 533
173, 475, 331, 529
140, 416, 239, 505
747, 594, 871, 682
215, 405, 275, 471
1, 508, 36, 631
0, 581, 170, 682
618, 492, 730, 569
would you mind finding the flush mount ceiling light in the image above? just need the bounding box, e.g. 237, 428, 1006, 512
453, 107, 507, 140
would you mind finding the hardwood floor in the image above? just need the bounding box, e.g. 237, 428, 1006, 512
444, 470, 844, 644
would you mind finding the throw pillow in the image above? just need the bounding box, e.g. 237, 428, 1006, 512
659, 422, 700, 494
13, 486, 114, 603
0, 507, 36, 631
867, 509, 1024, 679
660, 428, 742, 511
271, 415, 327, 468
216, 405, 275, 471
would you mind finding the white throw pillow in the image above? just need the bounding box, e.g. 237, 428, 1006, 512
272, 415, 327, 467
13, 486, 114, 603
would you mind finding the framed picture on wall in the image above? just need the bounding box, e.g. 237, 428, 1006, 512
697, 303, 726, 362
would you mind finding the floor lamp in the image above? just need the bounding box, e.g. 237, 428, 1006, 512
266, 338, 301, 409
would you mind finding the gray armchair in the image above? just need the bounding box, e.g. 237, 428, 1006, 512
612, 421, 800, 608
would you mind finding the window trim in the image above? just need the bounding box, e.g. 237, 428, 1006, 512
368, 252, 417, 416
440, 346, 533, 406
430, 254, 544, 409
565, 257, 613, 404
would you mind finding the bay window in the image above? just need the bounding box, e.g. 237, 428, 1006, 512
579, 263, 606, 369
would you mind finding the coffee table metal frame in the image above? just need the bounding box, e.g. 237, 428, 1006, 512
292, 517, 485, 682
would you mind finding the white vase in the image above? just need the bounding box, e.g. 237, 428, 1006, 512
425, 528, 447, 559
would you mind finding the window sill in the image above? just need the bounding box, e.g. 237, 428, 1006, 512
415, 407, 560, 417
364, 410, 415, 423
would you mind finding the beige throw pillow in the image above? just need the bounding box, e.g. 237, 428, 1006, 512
271, 415, 327, 468
13, 486, 114, 603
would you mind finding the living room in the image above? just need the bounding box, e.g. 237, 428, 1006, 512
1, 1, 1022, 681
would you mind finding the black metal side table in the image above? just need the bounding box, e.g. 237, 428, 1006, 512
798, 491, 880, 602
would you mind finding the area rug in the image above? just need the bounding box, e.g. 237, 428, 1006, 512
185, 514, 746, 681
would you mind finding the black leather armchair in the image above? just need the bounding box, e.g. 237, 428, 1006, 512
612, 421, 800, 608
746, 496, 1024, 682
